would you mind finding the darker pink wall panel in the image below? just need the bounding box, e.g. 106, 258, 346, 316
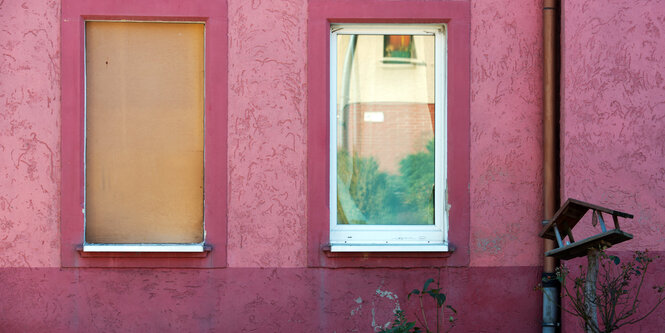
562, 0, 665, 251
0, 0, 61, 267
559, 251, 665, 332
469, 0, 544, 266
0, 266, 541, 332
226, 0, 308, 267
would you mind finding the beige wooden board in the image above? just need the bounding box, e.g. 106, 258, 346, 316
85, 21, 204, 243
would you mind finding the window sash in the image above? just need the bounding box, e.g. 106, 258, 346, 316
329, 24, 448, 249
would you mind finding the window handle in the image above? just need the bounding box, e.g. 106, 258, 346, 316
431, 184, 435, 224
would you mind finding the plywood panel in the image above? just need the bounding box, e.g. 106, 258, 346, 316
85, 22, 204, 244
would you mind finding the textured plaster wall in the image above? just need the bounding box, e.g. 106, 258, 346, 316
0, 266, 542, 331
0, 0, 61, 268
469, 0, 544, 266
0, 0, 546, 269
0, 0, 612, 330
562, 0, 665, 251
560, 1, 665, 331
2, 0, 664, 329
226, 0, 548, 268
226, 0, 308, 267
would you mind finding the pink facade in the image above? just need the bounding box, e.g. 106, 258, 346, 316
560, 1, 665, 331
1, 0, 664, 331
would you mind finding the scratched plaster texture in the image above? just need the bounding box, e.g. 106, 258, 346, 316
0, 0, 61, 268
227, 0, 308, 267
469, 0, 543, 266
562, 0, 665, 251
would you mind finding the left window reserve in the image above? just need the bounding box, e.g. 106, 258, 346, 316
84, 22, 205, 247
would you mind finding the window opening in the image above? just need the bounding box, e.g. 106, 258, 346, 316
84, 21, 205, 248
329, 24, 448, 251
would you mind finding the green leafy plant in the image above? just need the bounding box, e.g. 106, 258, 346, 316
337, 149, 401, 224
553, 249, 665, 333
381, 310, 418, 333
381, 278, 456, 333
398, 139, 435, 224
337, 139, 435, 225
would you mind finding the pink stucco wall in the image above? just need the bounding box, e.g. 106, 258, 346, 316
1, 0, 540, 330
1, 0, 545, 270
0, 266, 541, 331
470, 0, 544, 267
561, 1, 665, 331
226, 0, 308, 268
562, 0, 665, 252
4, 0, 662, 330
1, 0, 61, 268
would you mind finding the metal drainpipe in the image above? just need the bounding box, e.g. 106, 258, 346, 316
542, 0, 561, 332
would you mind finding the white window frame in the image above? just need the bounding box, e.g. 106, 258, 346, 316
329, 24, 449, 252
81, 20, 207, 253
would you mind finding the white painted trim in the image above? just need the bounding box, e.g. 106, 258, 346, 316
331, 243, 449, 252
83, 244, 205, 252
85, 20, 206, 24
82, 21, 208, 245
329, 29, 339, 239
435, 23, 449, 243
331, 24, 440, 36
83, 21, 88, 238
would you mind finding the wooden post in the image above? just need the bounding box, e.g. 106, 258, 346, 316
585, 248, 600, 333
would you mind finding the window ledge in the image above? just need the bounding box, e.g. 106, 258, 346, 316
77, 244, 211, 258
330, 243, 450, 252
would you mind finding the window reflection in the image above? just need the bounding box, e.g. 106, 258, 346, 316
336, 34, 435, 225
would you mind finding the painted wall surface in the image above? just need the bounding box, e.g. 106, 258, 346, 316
1, 0, 61, 268
4, 0, 659, 331
0, 0, 549, 270
562, 0, 665, 252
226, 0, 308, 268
0, 267, 541, 332
470, 0, 544, 267
561, 0, 665, 332
561, 0, 665, 331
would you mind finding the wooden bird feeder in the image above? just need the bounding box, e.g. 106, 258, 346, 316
540, 198, 634, 260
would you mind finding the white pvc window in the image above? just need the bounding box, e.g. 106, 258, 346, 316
330, 24, 448, 252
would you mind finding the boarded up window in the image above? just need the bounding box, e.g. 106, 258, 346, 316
85, 22, 205, 244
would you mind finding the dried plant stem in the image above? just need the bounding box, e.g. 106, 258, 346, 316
419, 296, 429, 332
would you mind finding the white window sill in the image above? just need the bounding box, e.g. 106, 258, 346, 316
330, 243, 449, 252
82, 244, 205, 253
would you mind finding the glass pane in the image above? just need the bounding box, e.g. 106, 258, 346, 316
336, 34, 435, 225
